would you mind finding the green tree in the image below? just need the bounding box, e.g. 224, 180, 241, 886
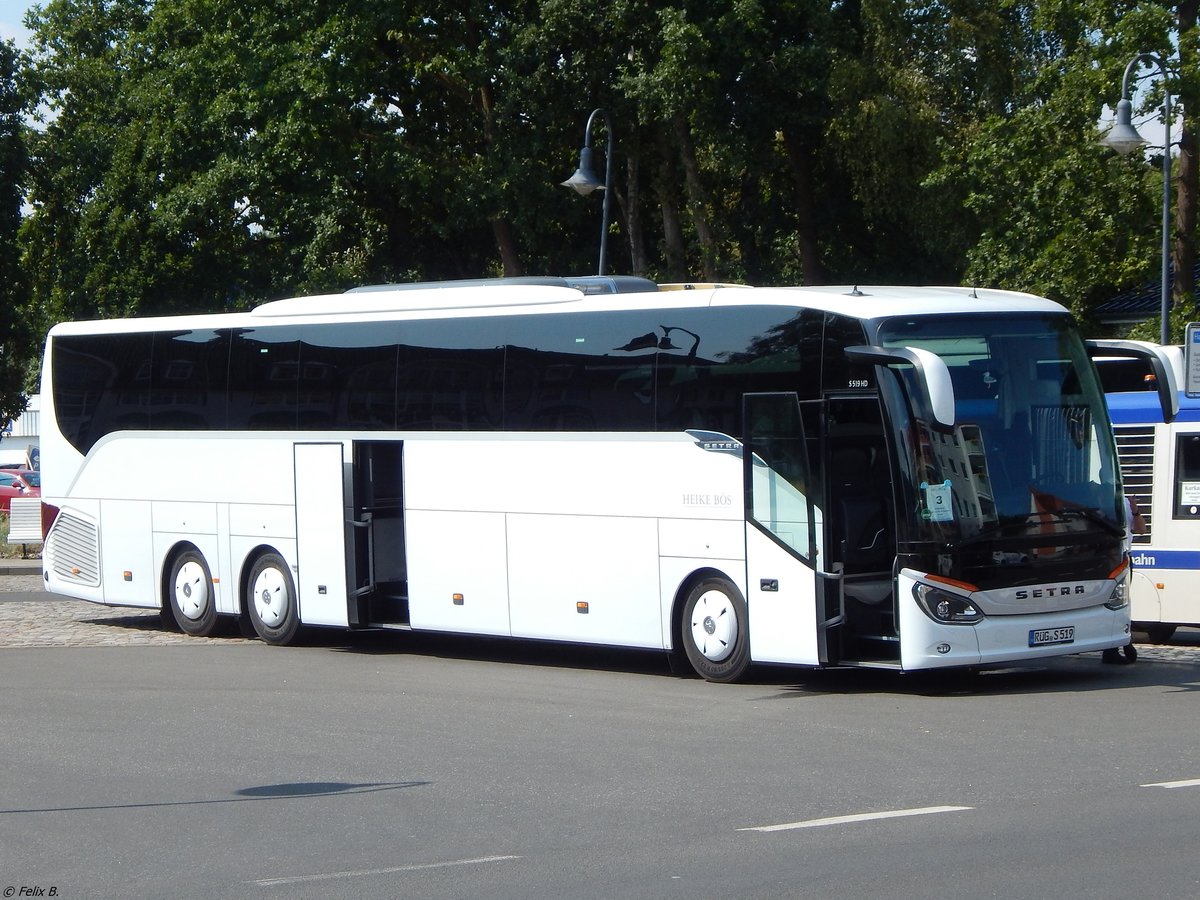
944, 1, 1196, 337
0, 38, 32, 424
21, 0, 551, 321
26, 0, 1142, 327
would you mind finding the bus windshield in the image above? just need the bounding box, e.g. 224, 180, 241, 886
877, 313, 1122, 549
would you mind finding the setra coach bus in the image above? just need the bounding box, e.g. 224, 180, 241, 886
36, 277, 1176, 680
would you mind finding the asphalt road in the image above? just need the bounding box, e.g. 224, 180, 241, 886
2, 586, 1199, 900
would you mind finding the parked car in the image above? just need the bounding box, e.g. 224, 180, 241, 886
0, 469, 39, 514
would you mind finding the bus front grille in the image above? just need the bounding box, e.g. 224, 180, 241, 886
47, 512, 101, 586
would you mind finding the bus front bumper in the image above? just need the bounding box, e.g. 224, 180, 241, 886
898, 597, 1131, 670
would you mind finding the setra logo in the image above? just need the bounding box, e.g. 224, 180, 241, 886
1014, 584, 1087, 600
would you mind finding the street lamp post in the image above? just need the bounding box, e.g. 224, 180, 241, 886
560, 108, 615, 276
1102, 52, 1173, 346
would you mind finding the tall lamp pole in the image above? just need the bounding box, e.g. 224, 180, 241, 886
1102, 53, 1173, 346
560, 108, 615, 276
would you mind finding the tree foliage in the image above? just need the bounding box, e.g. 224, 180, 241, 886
0, 39, 32, 425
946, 1, 1196, 337
1, 0, 1196, 404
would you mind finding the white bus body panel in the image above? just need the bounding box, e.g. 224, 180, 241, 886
227, 504, 296, 541
294, 442, 349, 627
46, 429, 832, 657
403, 435, 748, 649
101, 499, 153, 607
1129, 570, 1163, 625
151, 500, 218, 535
658, 517, 744, 560
507, 513, 662, 646
405, 509, 510, 635
402, 434, 697, 517
45, 434, 304, 614
1155, 570, 1198, 626
1129, 556, 1200, 626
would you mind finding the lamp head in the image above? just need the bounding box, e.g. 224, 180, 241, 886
560, 146, 606, 195
1101, 98, 1149, 156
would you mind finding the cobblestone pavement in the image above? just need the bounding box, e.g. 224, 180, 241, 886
2, 573, 1199, 662
0, 575, 249, 647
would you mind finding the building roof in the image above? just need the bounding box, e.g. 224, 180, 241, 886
1094, 263, 1199, 324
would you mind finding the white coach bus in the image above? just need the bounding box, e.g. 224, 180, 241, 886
37, 277, 1172, 680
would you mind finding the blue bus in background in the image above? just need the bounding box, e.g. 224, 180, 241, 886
1101, 344, 1200, 642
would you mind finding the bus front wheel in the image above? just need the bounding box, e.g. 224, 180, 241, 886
168, 548, 218, 637
681, 577, 750, 683
246, 552, 301, 645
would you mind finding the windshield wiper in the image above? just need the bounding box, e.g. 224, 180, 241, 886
1049, 505, 1124, 538
956, 505, 1123, 547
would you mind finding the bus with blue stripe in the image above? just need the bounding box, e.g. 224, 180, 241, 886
1102, 344, 1200, 642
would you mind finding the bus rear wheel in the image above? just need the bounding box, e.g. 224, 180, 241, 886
246, 552, 300, 645
681, 576, 750, 683
1143, 624, 1177, 643
168, 549, 218, 637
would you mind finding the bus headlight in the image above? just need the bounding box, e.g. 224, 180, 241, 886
1104, 577, 1129, 611
914, 583, 983, 624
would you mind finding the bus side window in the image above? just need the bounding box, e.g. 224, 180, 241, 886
1174, 434, 1200, 517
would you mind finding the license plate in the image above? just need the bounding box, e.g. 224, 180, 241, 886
1029, 626, 1075, 647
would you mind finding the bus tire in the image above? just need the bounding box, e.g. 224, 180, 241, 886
246, 551, 301, 645
167, 548, 219, 637
681, 576, 750, 683
1144, 624, 1176, 643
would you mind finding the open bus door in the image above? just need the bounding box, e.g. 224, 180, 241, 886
742, 392, 842, 667
743, 390, 912, 668
348, 440, 409, 627
823, 396, 901, 665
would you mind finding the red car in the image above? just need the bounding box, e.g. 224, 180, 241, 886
0, 469, 40, 514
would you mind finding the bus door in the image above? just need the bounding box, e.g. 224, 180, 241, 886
823, 397, 899, 664
348, 440, 409, 627
742, 393, 839, 666
294, 442, 351, 627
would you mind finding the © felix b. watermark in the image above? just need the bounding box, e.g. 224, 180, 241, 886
4, 888, 59, 897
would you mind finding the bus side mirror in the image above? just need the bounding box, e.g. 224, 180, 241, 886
845, 345, 957, 432
1086, 339, 1179, 424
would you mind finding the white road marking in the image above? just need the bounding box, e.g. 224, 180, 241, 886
251, 854, 522, 886
739, 805, 973, 833
1141, 778, 1200, 789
